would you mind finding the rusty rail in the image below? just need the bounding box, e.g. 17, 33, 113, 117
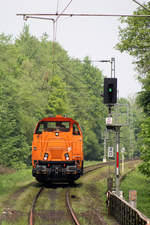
66, 189, 81, 225
83, 161, 112, 174
29, 186, 44, 225
107, 191, 150, 225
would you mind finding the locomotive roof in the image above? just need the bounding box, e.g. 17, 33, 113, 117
39, 115, 79, 125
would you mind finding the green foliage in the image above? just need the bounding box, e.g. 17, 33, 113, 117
46, 75, 69, 115
120, 168, 150, 217
116, 3, 150, 74
0, 24, 138, 168
107, 97, 141, 159
138, 117, 150, 176
0, 25, 107, 168
116, 3, 150, 176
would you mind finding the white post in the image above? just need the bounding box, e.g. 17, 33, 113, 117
122, 153, 124, 173
115, 127, 120, 196
103, 130, 107, 162
129, 190, 137, 208
121, 147, 125, 173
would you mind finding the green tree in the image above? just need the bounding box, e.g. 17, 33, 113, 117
116, 2, 150, 176
0, 25, 107, 168
46, 74, 69, 115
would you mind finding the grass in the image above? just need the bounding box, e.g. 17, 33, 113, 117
84, 160, 101, 167
0, 167, 36, 225
0, 160, 144, 225
70, 166, 117, 225
70, 160, 141, 225
120, 167, 150, 218
0, 168, 34, 200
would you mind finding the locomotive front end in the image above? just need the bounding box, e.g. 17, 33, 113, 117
32, 115, 83, 182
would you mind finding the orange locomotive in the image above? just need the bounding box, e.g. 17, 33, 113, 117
32, 115, 83, 182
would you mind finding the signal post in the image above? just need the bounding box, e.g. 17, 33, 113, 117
106, 122, 121, 196
104, 70, 121, 196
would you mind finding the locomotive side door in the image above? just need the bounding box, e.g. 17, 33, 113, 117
72, 123, 83, 161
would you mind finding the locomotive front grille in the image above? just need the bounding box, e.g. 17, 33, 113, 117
44, 138, 67, 160
48, 148, 65, 160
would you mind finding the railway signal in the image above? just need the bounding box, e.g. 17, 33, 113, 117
104, 78, 117, 104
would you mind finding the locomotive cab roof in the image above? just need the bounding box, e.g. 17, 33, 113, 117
39, 115, 79, 124
34, 115, 80, 134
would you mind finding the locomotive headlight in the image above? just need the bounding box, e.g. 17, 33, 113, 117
64, 153, 70, 161
44, 153, 48, 160
33, 146, 37, 150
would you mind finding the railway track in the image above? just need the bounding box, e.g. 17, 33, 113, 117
29, 186, 44, 225
28, 186, 81, 225
83, 162, 108, 174
28, 163, 106, 225
28, 161, 136, 225
66, 189, 80, 225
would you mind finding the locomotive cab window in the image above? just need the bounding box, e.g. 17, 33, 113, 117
73, 123, 80, 135
35, 121, 70, 134
36, 122, 47, 134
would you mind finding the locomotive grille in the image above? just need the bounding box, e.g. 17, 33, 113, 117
48, 148, 65, 159
45, 138, 67, 160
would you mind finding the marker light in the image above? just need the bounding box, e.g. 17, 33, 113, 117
64, 153, 70, 160
44, 153, 48, 160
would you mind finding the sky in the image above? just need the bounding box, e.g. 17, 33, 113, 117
1, 0, 149, 98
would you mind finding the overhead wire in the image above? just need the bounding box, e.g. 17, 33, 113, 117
132, 0, 150, 13
56, 0, 60, 14
17, 13, 150, 18
54, 61, 103, 103
55, 0, 74, 22
51, 0, 74, 77
55, 61, 92, 87
54, 0, 73, 42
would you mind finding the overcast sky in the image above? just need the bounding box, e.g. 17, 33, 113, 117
1, 0, 149, 98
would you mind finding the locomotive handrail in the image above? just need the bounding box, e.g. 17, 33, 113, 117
107, 191, 150, 225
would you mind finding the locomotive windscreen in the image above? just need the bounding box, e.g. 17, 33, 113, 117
35, 121, 70, 134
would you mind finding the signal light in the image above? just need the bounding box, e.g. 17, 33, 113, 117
104, 78, 117, 104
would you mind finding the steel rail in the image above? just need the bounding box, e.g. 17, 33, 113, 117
66, 189, 80, 225
28, 160, 137, 225
28, 163, 104, 225
29, 186, 44, 225
83, 161, 112, 174
29, 186, 81, 225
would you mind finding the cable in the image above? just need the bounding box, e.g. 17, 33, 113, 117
17, 13, 150, 18
55, 0, 73, 22
56, 0, 60, 14
132, 0, 150, 13
54, 0, 73, 43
